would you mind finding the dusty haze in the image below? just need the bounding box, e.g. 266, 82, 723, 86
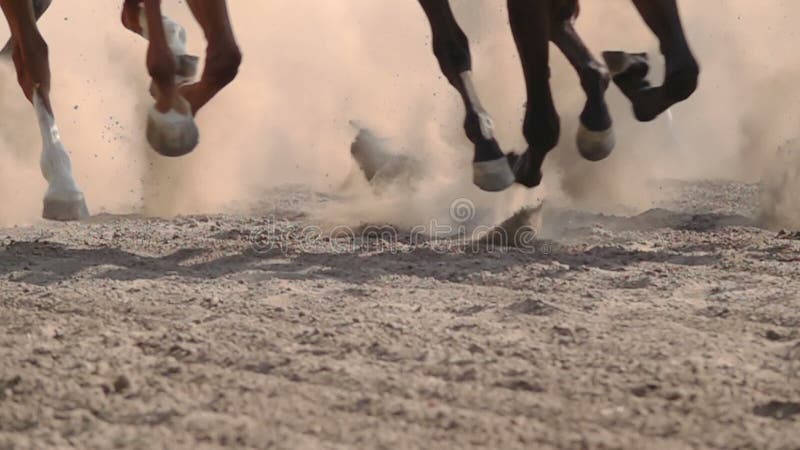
0, 0, 798, 228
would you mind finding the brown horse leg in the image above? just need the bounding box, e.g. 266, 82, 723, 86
418, 0, 515, 192
506, 0, 559, 188
139, 0, 199, 157
120, 0, 199, 86
0, 0, 50, 57
0, 0, 88, 220
177, 0, 241, 115
551, 2, 614, 162
602, 0, 699, 122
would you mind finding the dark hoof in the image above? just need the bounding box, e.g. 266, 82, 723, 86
473, 158, 515, 192
43, 192, 89, 222
146, 105, 199, 157
508, 151, 543, 188
576, 124, 615, 161
602, 51, 650, 78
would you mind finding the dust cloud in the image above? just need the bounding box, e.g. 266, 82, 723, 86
0, 1, 798, 229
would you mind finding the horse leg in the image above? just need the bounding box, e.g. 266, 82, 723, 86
0, 0, 88, 221
551, 2, 614, 162
506, 0, 560, 188
602, 0, 699, 122
418, 0, 515, 192
123, 0, 199, 157
0, 0, 50, 57
121, 0, 199, 87
177, 0, 241, 114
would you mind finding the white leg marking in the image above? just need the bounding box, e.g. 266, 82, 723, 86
34, 91, 89, 220
139, 9, 198, 85
139, 9, 187, 56
459, 71, 496, 140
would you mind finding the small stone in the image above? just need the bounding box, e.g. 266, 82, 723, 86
113, 375, 131, 393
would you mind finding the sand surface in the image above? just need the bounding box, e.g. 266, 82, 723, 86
1, 180, 799, 450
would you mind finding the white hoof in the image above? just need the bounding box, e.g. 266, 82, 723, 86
146, 106, 199, 157
473, 158, 515, 192
576, 124, 615, 162
43, 190, 89, 221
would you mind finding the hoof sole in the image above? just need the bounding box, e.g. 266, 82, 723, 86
473, 158, 515, 192
146, 106, 199, 157
43, 194, 89, 221
577, 124, 615, 162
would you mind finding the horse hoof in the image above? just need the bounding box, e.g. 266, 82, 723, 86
43, 191, 89, 221
473, 158, 515, 192
576, 124, 615, 162
602, 51, 649, 78
146, 106, 199, 157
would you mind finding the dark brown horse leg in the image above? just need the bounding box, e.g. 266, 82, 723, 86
551, 6, 614, 162
602, 0, 699, 122
140, 0, 199, 157
178, 0, 241, 114
506, 0, 559, 188
418, 0, 515, 192
0, 0, 88, 220
0, 0, 50, 57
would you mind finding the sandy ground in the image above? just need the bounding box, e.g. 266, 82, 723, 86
1, 179, 799, 450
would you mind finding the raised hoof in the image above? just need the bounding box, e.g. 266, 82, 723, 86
43, 192, 89, 221
576, 124, 615, 162
146, 106, 199, 157
473, 158, 515, 192
507, 152, 543, 189
602, 51, 650, 78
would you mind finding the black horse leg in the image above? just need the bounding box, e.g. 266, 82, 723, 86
0, 0, 51, 56
551, 6, 614, 162
602, 0, 699, 122
506, 0, 559, 188
418, 0, 515, 192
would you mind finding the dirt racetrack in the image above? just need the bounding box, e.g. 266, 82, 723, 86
1, 178, 799, 450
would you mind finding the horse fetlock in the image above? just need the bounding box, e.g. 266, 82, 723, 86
206, 44, 242, 88
508, 151, 544, 189
464, 110, 495, 145
664, 63, 699, 102
523, 112, 560, 153
580, 61, 610, 96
